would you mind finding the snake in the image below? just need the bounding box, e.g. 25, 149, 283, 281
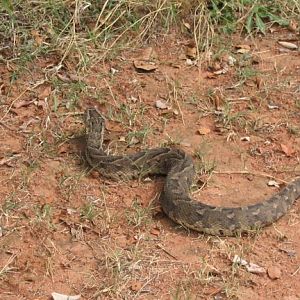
84, 108, 300, 236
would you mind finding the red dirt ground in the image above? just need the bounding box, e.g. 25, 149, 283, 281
1, 29, 300, 299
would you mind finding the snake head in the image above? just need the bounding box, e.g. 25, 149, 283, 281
85, 108, 105, 150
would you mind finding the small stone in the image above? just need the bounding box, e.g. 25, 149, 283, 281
268, 103, 279, 110
186, 58, 194, 66
267, 266, 282, 279
155, 99, 169, 110
240, 136, 250, 142
227, 55, 236, 66
110, 67, 119, 75
267, 180, 280, 188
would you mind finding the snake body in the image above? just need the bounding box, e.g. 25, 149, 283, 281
85, 108, 300, 236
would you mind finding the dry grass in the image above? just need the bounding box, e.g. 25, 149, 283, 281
1, 0, 299, 71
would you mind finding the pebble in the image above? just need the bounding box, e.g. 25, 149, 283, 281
267, 266, 282, 279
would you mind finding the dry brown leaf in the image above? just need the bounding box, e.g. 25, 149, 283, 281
170, 62, 181, 69
0, 155, 19, 167
56, 73, 71, 82
185, 40, 197, 59
182, 20, 191, 31
251, 55, 261, 65
150, 227, 160, 236
213, 92, 223, 110
277, 41, 298, 50
34, 100, 47, 110
280, 143, 295, 157
236, 44, 251, 50
58, 144, 71, 154
31, 29, 43, 46
255, 76, 263, 89
155, 99, 169, 110
235, 44, 251, 54
13, 99, 35, 109
106, 121, 124, 132
209, 61, 221, 72
245, 80, 256, 87
38, 85, 52, 99
69, 74, 82, 82
133, 60, 158, 72
213, 66, 228, 75
141, 47, 156, 61
205, 72, 217, 79
232, 255, 266, 274
185, 45, 197, 59
196, 126, 211, 135
288, 20, 298, 32
222, 54, 236, 66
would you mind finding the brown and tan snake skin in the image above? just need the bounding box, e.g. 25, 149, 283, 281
84, 108, 300, 236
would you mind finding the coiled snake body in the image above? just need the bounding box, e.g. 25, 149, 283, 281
85, 108, 300, 236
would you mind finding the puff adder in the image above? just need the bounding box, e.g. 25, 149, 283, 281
84, 108, 300, 236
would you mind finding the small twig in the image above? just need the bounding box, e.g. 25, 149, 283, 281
104, 78, 118, 107
0, 120, 15, 131
291, 265, 300, 276
225, 80, 245, 90
100, 189, 111, 224
60, 111, 85, 116
0, 254, 17, 276
0, 154, 21, 166
147, 191, 160, 207
1, 80, 46, 121
133, 269, 171, 300
174, 92, 185, 126
157, 243, 178, 260
227, 97, 251, 102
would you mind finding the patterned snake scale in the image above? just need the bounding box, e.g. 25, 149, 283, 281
84, 108, 300, 236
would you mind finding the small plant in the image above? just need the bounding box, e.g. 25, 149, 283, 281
34, 204, 53, 228
195, 258, 218, 285
126, 126, 152, 146
208, 0, 238, 33
126, 198, 151, 228
1, 196, 18, 215
81, 203, 97, 222
236, 66, 257, 82
194, 142, 217, 176
245, 3, 289, 34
